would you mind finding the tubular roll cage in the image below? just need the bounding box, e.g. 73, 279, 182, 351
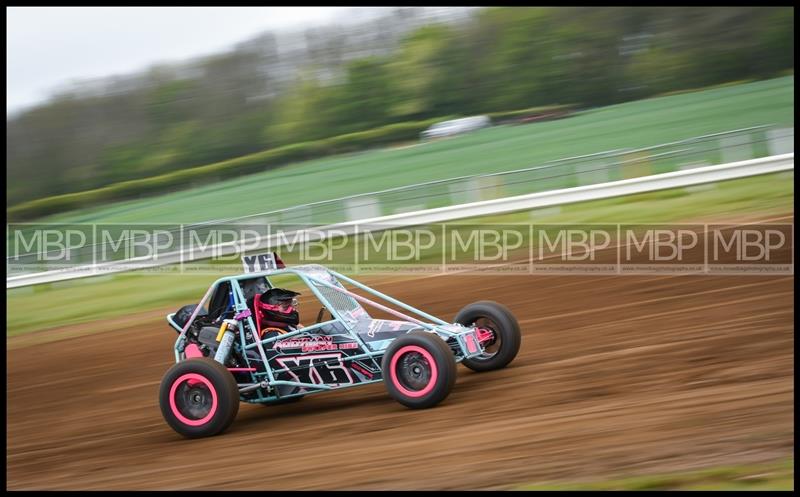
166, 266, 480, 404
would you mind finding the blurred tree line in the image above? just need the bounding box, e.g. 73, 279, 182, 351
6, 6, 794, 208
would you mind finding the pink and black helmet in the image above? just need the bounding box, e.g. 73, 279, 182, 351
254, 288, 301, 329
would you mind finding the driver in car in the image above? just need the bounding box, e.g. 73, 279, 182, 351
250, 288, 303, 339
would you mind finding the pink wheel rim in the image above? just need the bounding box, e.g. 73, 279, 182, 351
389, 345, 439, 398
169, 373, 218, 426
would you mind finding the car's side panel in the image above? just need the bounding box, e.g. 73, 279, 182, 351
264, 331, 384, 393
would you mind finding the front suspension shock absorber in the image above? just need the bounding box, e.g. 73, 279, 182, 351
213, 319, 238, 364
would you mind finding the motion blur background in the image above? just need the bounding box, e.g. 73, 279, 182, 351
6, 6, 795, 491
6, 6, 794, 218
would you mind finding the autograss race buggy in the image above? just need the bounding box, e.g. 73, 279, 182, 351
159, 259, 521, 438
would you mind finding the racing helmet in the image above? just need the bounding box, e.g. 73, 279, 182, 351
255, 288, 301, 328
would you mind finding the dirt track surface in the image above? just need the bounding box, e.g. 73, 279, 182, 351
7, 270, 794, 490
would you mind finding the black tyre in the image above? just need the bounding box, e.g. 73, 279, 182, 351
454, 301, 521, 372
159, 358, 240, 438
382, 331, 457, 409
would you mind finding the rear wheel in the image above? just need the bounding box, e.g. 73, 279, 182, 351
159, 358, 240, 438
382, 331, 457, 409
455, 301, 521, 372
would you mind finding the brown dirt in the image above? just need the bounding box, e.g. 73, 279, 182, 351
6, 265, 794, 490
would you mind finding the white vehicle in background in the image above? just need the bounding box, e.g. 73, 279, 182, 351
421, 115, 491, 141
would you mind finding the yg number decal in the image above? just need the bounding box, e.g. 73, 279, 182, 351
275, 353, 354, 386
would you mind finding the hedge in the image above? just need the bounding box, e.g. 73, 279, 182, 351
7, 116, 453, 221
487, 104, 576, 122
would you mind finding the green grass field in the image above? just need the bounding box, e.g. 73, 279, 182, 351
6, 171, 793, 338
517, 458, 794, 490
39, 76, 793, 225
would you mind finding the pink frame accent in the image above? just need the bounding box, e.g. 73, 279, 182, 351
185, 343, 203, 359
465, 334, 478, 354
476, 327, 495, 344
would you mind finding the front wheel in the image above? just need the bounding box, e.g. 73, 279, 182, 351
455, 301, 521, 372
159, 358, 240, 438
382, 331, 457, 409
